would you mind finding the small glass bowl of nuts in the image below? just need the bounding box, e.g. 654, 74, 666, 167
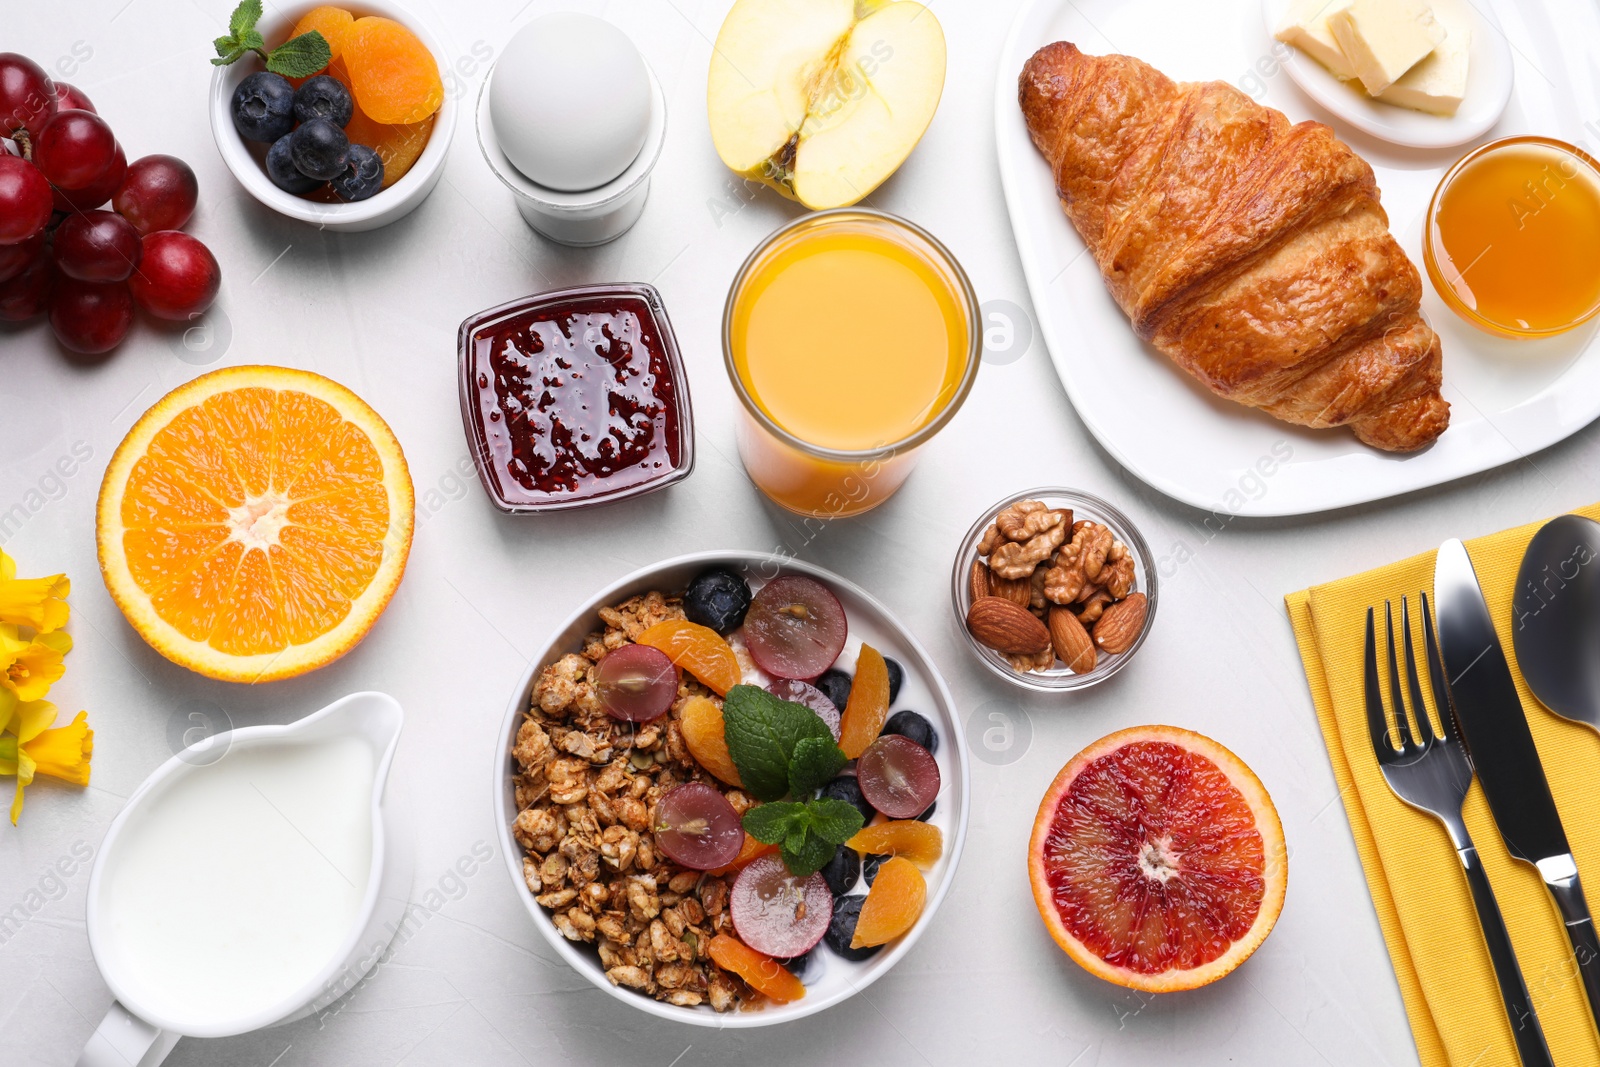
950, 488, 1157, 692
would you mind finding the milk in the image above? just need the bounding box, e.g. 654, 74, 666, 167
99, 735, 375, 1023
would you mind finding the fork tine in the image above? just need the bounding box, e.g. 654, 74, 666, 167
1421, 592, 1459, 744
1401, 596, 1436, 745
1384, 601, 1414, 751
1364, 607, 1393, 757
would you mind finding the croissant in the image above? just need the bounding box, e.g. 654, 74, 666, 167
1019, 42, 1449, 451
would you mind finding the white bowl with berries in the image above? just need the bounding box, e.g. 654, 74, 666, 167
493, 551, 970, 1026
206, 0, 456, 232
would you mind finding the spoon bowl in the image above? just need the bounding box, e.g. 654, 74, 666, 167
1512, 514, 1600, 730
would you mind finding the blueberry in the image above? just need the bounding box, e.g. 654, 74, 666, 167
824, 896, 882, 962
862, 853, 889, 885
265, 133, 321, 194
885, 657, 904, 705
230, 72, 295, 143
883, 710, 938, 755
289, 118, 349, 181
778, 950, 820, 981
293, 75, 353, 127
915, 801, 936, 822
817, 775, 873, 824
814, 669, 851, 713
330, 143, 384, 202
820, 844, 859, 897
683, 568, 752, 635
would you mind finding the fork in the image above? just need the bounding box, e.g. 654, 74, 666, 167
1365, 595, 1554, 1067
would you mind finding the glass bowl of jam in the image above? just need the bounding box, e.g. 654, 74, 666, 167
458, 284, 694, 513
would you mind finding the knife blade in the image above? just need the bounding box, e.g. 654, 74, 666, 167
1434, 537, 1600, 1033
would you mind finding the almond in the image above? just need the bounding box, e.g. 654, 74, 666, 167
966, 596, 1051, 656
988, 572, 1033, 609
970, 560, 992, 602
1093, 592, 1148, 654
1048, 606, 1095, 673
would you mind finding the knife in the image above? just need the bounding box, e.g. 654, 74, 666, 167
1434, 538, 1600, 1032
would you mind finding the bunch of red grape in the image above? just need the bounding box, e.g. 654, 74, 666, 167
1, 52, 221, 356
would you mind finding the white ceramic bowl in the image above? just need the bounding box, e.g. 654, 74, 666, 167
493, 551, 970, 1027
208, 0, 457, 232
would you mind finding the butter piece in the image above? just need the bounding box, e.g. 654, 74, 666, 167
1378, 0, 1470, 115
1329, 0, 1447, 96
1275, 0, 1357, 81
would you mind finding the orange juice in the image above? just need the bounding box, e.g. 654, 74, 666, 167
1425, 137, 1600, 338
725, 211, 978, 516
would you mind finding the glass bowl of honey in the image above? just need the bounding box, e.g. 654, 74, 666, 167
722, 209, 981, 518
1424, 136, 1600, 339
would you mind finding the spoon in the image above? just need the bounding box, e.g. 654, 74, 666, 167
1512, 514, 1600, 731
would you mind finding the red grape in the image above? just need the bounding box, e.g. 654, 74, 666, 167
653, 783, 745, 871
34, 109, 116, 190
730, 855, 833, 958
594, 643, 679, 723
766, 679, 841, 740
0, 53, 56, 138
0, 231, 42, 283
743, 577, 848, 680
0, 155, 52, 244
52, 142, 124, 212
0, 248, 52, 320
49, 277, 133, 354
856, 735, 940, 819
56, 210, 141, 283
127, 231, 220, 321
54, 82, 94, 113
114, 155, 199, 234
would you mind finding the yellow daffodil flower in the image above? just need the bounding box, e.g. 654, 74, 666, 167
0, 548, 69, 634
0, 690, 93, 825
0, 624, 71, 703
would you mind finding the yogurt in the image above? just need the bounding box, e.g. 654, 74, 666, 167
98, 735, 375, 1023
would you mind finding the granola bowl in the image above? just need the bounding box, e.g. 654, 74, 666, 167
952, 488, 1157, 693
494, 551, 970, 1027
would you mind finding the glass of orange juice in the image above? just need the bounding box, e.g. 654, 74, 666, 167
723, 209, 981, 517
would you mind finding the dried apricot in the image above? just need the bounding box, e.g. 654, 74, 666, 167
290, 6, 355, 62
846, 820, 943, 867
850, 856, 926, 948
343, 108, 434, 188
707, 934, 806, 1002
708, 833, 777, 876
637, 620, 741, 696
341, 16, 444, 125
680, 695, 743, 787
838, 644, 890, 759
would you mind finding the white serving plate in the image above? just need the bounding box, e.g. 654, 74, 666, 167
492, 551, 969, 1027
1262, 0, 1513, 149
996, 0, 1600, 517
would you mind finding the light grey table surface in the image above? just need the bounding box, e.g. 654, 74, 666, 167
2, 0, 1592, 1064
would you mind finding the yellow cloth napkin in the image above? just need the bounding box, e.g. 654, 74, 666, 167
1287, 506, 1600, 1067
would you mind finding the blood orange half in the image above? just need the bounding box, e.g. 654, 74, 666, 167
1028, 725, 1286, 993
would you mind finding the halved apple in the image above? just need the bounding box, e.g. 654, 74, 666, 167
707, 0, 947, 210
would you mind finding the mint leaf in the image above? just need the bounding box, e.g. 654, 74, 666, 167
239, 27, 265, 52
789, 735, 846, 797
213, 34, 239, 57
721, 685, 833, 802
806, 798, 865, 845
266, 31, 331, 78
230, 0, 262, 37
781, 831, 836, 878
742, 802, 804, 845
211, 47, 246, 67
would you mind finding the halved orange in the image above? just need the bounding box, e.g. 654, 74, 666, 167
97, 366, 413, 683
1028, 725, 1286, 993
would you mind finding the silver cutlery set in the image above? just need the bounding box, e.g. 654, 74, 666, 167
1366, 521, 1600, 1065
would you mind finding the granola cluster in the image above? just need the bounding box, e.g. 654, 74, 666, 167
511, 591, 756, 1011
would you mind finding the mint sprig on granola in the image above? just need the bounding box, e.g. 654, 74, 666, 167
721, 685, 862, 877
212, 0, 331, 78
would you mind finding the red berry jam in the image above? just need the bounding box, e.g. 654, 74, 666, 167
459, 284, 694, 512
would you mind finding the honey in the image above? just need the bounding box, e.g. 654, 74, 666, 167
724, 210, 979, 516
1424, 137, 1600, 338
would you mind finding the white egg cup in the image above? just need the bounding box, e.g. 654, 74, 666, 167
474, 59, 667, 248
